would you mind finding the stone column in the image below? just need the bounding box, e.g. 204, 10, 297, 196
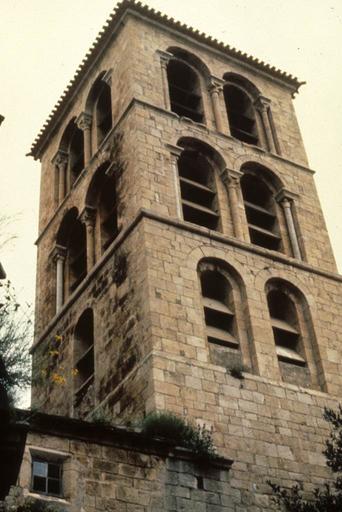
157, 50, 173, 110
276, 189, 301, 259
52, 150, 68, 205
208, 78, 225, 133
221, 168, 244, 239
52, 245, 66, 313
254, 96, 276, 153
80, 207, 97, 272
77, 112, 93, 166
166, 143, 183, 219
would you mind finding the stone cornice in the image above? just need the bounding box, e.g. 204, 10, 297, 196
33, 208, 342, 353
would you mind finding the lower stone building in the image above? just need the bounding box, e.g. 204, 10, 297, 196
2, 411, 233, 512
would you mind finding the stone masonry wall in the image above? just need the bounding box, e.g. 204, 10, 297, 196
14, 429, 234, 512
32, 221, 154, 423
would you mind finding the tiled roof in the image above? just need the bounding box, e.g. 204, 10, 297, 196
29, 0, 303, 159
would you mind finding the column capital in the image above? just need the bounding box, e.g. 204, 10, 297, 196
275, 188, 299, 204
208, 76, 224, 94
76, 112, 92, 131
165, 143, 183, 159
156, 49, 173, 66
51, 149, 68, 169
80, 206, 96, 227
51, 244, 67, 263
254, 95, 272, 112
220, 168, 243, 186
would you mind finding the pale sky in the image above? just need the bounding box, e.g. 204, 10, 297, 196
1, 0, 342, 312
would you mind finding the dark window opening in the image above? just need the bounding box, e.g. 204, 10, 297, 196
99, 174, 118, 253
197, 476, 204, 490
69, 127, 85, 184
32, 460, 62, 497
224, 85, 258, 145
178, 151, 219, 230
96, 83, 112, 146
167, 60, 204, 123
68, 221, 87, 293
74, 310, 94, 410
200, 270, 238, 348
267, 289, 305, 366
241, 173, 281, 251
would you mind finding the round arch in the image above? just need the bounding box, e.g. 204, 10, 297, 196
56, 207, 79, 246
167, 46, 211, 83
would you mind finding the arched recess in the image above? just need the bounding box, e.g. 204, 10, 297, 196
176, 137, 226, 231
56, 207, 87, 296
59, 117, 85, 191
166, 47, 209, 123
73, 308, 95, 418
85, 71, 113, 149
265, 277, 323, 389
240, 162, 289, 253
197, 257, 253, 372
85, 161, 118, 254
222, 73, 263, 147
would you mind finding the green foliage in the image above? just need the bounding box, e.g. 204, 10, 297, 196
141, 411, 217, 459
17, 499, 61, 512
269, 405, 342, 511
0, 279, 32, 404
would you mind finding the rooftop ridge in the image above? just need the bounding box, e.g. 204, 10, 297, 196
29, 0, 304, 159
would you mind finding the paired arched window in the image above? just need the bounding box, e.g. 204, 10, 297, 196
73, 309, 95, 416
57, 118, 85, 199
95, 82, 112, 146
265, 279, 321, 388
166, 49, 204, 123
240, 169, 282, 251
86, 161, 119, 255
57, 208, 87, 298
85, 72, 113, 151
198, 259, 253, 372
177, 140, 223, 231
267, 288, 305, 366
200, 266, 238, 349
224, 84, 259, 146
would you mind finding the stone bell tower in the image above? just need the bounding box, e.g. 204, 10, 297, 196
29, 1, 342, 508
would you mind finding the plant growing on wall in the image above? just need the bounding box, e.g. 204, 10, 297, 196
141, 411, 217, 459
269, 405, 342, 511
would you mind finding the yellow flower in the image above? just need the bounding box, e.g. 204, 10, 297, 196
51, 373, 66, 385
55, 335, 63, 343
49, 350, 59, 357
71, 368, 79, 377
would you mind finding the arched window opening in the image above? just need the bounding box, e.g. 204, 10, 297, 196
96, 82, 112, 146
167, 59, 203, 123
267, 289, 305, 366
224, 85, 258, 145
200, 269, 238, 349
74, 309, 94, 415
178, 150, 219, 230
99, 173, 118, 252
241, 173, 281, 251
68, 219, 87, 293
86, 162, 119, 255
69, 127, 84, 184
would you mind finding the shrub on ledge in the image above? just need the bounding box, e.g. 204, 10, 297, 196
141, 411, 217, 459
